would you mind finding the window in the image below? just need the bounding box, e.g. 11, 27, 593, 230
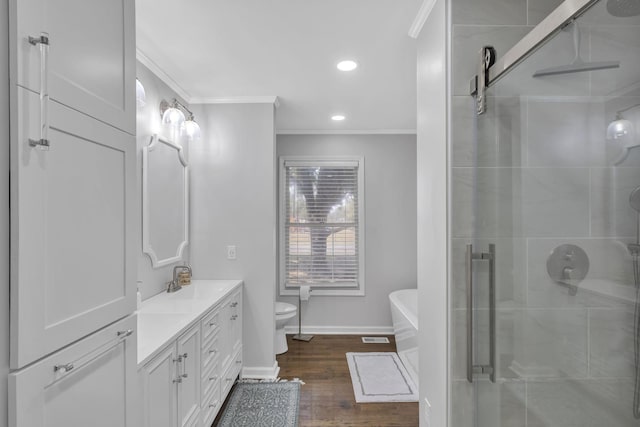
279, 157, 364, 296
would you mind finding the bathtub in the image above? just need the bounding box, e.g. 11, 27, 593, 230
389, 288, 418, 387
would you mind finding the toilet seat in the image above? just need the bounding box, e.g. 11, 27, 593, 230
276, 302, 296, 315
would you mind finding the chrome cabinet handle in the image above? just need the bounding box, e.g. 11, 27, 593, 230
466, 244, 496, 383
181, 353, 188, 378
54, 363, 74, 373
209, 349, 217, 354
28, 33, 50, 150
173, 377, 182, 383
209, 402, 218, 408
235, 360, 242, 364
209, 376, 218, 381
209, 322, 217, 327
117, 329, 133, 338
230, 302, 238, 308
230, 314, 238, 321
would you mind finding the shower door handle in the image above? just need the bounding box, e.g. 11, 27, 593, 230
466, 244, 496, 383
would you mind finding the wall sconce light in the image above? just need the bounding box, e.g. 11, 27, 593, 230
159, 98, 201, 142
183, 113, 202, 142
607, 103, 640, 165
136, 78, 146, 108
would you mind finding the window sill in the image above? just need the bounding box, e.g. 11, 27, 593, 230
279, 287, 365, 297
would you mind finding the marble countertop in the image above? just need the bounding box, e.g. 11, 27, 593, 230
137, 279, 242, 367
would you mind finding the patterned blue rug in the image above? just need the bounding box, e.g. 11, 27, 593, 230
217, 382, 300, 427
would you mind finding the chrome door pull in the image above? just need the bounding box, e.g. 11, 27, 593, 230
54, 363, 74, 373
28, 33, 51, 151
466, 244, 497, 383
117, 329, 134, 338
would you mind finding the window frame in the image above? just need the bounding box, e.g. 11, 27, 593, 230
278, 156, 365, 296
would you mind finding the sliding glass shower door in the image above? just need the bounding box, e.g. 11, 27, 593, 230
453, 0, 640, 425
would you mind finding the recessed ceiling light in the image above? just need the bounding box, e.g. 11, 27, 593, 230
331, 115, 346, 121
337, 60, 358, 72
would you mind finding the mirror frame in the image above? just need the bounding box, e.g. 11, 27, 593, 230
142, 134, 189, 267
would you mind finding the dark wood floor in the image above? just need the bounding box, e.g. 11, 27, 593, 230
281, 335, 418, 426
213, 335, 418, 426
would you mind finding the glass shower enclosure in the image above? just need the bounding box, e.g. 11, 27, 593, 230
454, 0, 640, 425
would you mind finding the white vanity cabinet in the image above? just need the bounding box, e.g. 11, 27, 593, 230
141, 324, 201, 427
219, 289, 243, 399
138, 280, 243, 427
9, 0, 136, 134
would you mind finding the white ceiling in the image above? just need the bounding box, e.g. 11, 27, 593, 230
135, 0, 422, 133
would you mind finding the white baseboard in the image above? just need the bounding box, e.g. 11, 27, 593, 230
284, 325, 394, 335
241, 361, 280, 380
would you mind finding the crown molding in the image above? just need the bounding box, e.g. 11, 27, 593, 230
276, 129, 417, 135
408, 0, 437, 39
189, 96, 280, 108
136, 48, 192, 102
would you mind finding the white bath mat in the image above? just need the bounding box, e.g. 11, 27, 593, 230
346, 352, 418, 403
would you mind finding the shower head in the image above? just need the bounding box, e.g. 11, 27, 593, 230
533, 22, 620, 78
607, 0, 640, 17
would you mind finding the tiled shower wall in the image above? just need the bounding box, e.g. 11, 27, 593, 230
450, 0, 640, 425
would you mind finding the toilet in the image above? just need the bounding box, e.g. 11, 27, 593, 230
275, 302, 297, 354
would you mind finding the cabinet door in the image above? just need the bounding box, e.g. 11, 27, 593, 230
141, 345, 178, 427
229, 290, 242, 356
9, 315, 137, 427
9, 0, 135, 134
177, 325, 201, 427
10, 87, 136, 368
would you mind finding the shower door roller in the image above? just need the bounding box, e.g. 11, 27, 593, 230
466, 244, 496, 383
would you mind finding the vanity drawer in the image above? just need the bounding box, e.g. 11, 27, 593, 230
201, 381, 221, 427
201, 308, 221, 342
201, 331, 220, 369
221, 348, 242, 400
201, 356, 220, 401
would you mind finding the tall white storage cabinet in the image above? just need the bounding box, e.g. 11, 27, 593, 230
8, 0, 138, 425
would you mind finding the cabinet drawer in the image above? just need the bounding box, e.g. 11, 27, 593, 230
201, 308, 221, 342
201, 331, 220, 370
221, 349, 242, 400
9, 315, 137, 427
201, 356, 220, 402
201, 381, 221, 427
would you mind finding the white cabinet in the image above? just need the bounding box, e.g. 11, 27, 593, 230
141, 324, 201, 427
9, 0, 136, 134
9, 0, 136, 370
219, 289, 243, 377
10, 86, 136, 369
177, 325, 201, 427
142, 346, 176, 427
9, 315, 138, 427
138, 281, 243, 427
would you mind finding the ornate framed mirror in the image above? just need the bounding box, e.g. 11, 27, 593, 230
142, 134, 189, 267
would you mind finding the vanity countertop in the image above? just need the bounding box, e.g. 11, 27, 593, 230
137, 279, 243, 367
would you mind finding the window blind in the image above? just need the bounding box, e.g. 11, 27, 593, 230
283, 160, 360, 288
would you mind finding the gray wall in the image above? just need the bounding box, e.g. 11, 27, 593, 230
1, 0, 9, 425
136, 62, 191, 299
276, 134, 417, 332
189, 102, 277, 375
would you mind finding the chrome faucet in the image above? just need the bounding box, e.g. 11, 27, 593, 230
167, 265, 191, 293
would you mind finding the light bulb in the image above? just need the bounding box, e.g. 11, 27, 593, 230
331, 115, 346, 121
606, 118, 634, 140
135, 78, 146, 108
162, 107, 185, 127
183, 120, 201, 141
